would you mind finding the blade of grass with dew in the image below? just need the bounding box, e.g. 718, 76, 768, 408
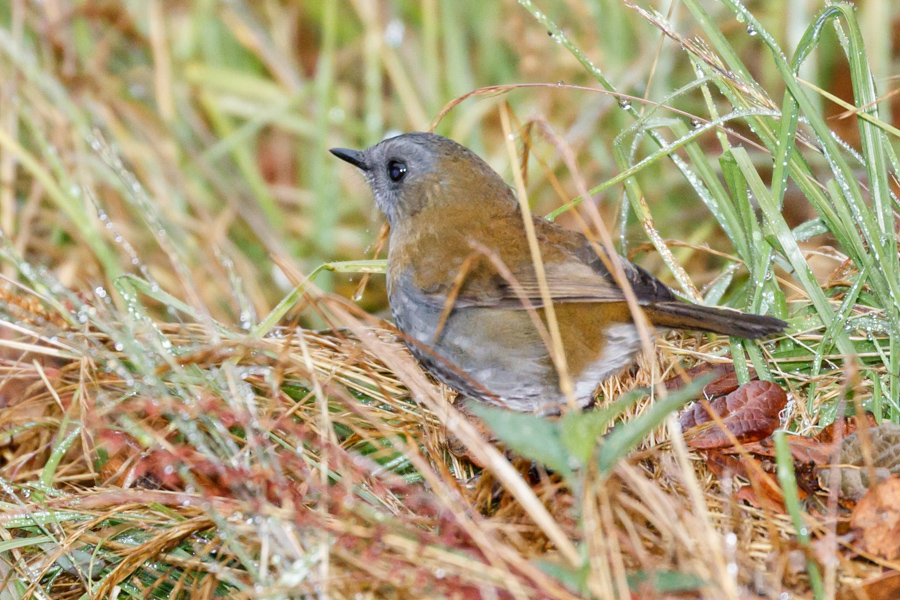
0, 535, 55, 553
725, 1, 900, 403
39, 421, 81, 493
0, 510, 93, 529
869, 371, 884, 424
611, 115, 778, 383
668, 118, 750, 262
678, 0, 880, 281
547, 108, 781, 222
0, 127, 120, 279
719, 154, 770, 382
612, 76, 750, 262
807, 266, 868, 409
519, 0, 751, 244
702, 263, 738, 306
791, 218, 829, 242
690, 57, 732, 153
613, 122, 717, 298
117, 274, 231, 335
774, 431, 824, 599
818, 179, 877, 279
747, 89, 797, 321
252, 259, 386, 338
732, 148, 853, 354
728, 336, 753, 387
719, 153, 760, 281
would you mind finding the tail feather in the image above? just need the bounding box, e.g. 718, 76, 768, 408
643, 302, 786, 339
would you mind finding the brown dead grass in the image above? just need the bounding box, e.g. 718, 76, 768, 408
0, 273, 890, 599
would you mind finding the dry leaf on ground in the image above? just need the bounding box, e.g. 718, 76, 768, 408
849, 477, 900, 560
663, 362, 758, 399
815, 413, 878, 444
681, 380, 788, 449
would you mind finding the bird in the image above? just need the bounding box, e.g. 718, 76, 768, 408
330, 132, 786, 413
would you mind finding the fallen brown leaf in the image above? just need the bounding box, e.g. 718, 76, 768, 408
731, 437, 832, 464
815, 413, 877, 444
663, 362, 758, 399
850, 477, 900, 560
682, 381, 788, 450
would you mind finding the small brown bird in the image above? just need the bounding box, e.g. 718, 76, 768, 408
331, 133, 786, 413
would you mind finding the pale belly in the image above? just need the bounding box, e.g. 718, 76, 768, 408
389, 272, 642, 412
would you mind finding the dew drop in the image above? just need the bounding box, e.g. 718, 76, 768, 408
328, 106, 345, 123
129, 83, 147, 98
384, 19, 405, 48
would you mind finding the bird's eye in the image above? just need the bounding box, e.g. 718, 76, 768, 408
387, 160, 407, 182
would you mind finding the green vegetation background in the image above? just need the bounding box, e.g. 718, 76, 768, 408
3, 0, 896, 321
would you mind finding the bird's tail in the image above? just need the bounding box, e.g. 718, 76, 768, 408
643, 302, 786, 339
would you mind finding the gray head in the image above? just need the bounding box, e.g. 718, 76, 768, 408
330, 132, 514, 225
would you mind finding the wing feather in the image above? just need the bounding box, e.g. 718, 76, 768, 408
451, 219, 675, 309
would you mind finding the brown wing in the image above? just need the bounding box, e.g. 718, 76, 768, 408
448, 215, 676, 309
